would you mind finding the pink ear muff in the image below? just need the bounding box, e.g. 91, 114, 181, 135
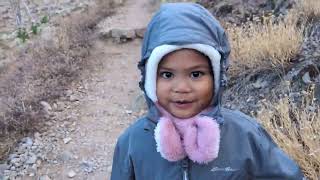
154, 109, 220, 164
154, 117, 187, 161
183, 116, 220, 164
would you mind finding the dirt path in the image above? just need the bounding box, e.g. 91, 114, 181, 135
32, 0, 154, 179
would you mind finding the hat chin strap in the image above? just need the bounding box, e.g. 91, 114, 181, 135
144, 44, 221, 102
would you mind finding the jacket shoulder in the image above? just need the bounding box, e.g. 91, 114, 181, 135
116, 116, 152, 145
220, 108, 304, 178
221, 108, 263, 134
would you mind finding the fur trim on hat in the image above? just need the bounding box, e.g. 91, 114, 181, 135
144, 44, 221, 102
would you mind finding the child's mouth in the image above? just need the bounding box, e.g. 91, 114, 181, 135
173, 100, 193, 109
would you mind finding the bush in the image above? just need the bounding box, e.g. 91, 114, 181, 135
257, 87, 320, 179
226, 10, 304, 76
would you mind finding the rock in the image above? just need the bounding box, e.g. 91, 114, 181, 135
19, 143, 29, 152
58, 151, 74, 162
34, 132, 41, 140
53, 103, 58, 110
80, 160, 94, 173
36, 159, 42, 166
10, 158, 22, 167
2, 15, 10, 20
45, 121, 53, 126
315, 83, 320, 101
1, 8, 9, 14
55, 101, 66, 111
63, 137, 72, 144
0, 163, 8, 174
125, 110, 132, 115
113, 0, 124, 5
41, 6, 49, 11
107, 165, 112, 173
26, 154, 37, 165
39, 175, 51, 180
302, 72, 312, 84
65, 90, 73, 96
67, 170, 76, 178
135, 28, 146, 38
19, 154, 27, 163
99, 29, 111, 39
26, 166, 36, 176
252, 79, 269, 89
69, 95, 79, 102
0, 51, 6, 60
40, 101, 52, 114
3, 168, 10, 173
110, 28, 136, 42
21, 137, 33, 146
80, 132, 86, 137
8, 154, 19, 161
215, 1, 233, 16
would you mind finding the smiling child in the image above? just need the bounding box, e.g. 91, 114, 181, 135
111, 3, 304, 180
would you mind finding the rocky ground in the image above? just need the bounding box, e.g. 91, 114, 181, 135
0, 0, 153, 179
199, 0, 296, 24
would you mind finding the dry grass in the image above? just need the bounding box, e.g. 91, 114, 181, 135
298, 0, 320, 17
257, 87, 320, 179
227, 0, 320, 76
0, 0, 115, 160
226, 10, 304, 75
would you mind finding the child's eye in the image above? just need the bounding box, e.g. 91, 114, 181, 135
190, 71, 204, 79
160, 72, 173, 79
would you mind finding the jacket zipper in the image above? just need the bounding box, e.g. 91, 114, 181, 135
182, 159, 189, 180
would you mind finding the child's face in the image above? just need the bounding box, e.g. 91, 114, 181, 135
156, 49, 214, 119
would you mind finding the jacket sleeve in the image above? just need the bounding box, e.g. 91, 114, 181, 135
111, 134, 135, 180
250, 126, 305, 180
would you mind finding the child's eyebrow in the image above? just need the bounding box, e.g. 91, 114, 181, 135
158, 65, 211, 71
188, 65, 211, 70
158, 67, 175, 71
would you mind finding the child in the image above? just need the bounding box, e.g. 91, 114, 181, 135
111, 3, 304, 180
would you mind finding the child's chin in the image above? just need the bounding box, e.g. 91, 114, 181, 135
171, 112, 196, 119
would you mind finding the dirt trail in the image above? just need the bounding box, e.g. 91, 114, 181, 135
33, 0, 154, 179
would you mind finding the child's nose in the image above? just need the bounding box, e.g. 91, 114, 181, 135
172, 79, 192, 93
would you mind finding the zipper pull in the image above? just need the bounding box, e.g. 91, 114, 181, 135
182, 159, 189, 180
183, 170, 188, 180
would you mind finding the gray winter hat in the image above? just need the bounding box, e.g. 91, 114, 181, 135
138, 2, 231, 109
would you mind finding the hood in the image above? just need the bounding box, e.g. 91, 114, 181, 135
138, 3, 231, 123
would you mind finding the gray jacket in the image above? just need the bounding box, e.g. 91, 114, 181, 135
111, 3, 304, 180
111, 109, 303, 180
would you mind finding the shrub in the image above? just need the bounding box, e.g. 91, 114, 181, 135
257, 87, 320, 179
226, 10, 304, 76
